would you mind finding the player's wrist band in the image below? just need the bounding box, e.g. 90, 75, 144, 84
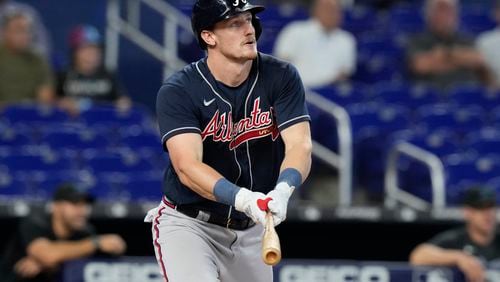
213, 178, 241, 206
277, 168, 302, 189
91, 235, 101, 251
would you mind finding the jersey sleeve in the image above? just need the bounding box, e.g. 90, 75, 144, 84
18, 216, 52, 248
156, 82, 201, 150
274, 64, 310, 131
427, 229, 463, 249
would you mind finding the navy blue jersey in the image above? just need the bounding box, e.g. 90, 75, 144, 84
156, 53, 309, 218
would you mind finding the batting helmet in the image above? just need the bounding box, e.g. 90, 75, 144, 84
191, 0, 265, 49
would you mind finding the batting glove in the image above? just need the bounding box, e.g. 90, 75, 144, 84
266, 182, 295, 226
234, 188, 267, 224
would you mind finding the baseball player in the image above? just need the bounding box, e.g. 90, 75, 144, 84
144, 0, 312, 281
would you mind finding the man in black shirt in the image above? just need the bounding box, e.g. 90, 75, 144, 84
0, 184, 126, 282
410, 187, 499, 282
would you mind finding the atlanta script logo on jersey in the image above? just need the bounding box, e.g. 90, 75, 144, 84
201, 97, 279, 150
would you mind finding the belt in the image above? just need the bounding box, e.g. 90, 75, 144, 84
162, 197, 255, 230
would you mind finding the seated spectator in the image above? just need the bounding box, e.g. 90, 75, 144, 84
0, 0, 51, 58
57, 25, 131, 115
0, 10, 54, 105
407, 0, 492, 90
0, 184, 126, 282
274, 0, 356, 88
409, 186, 500, 282
477, 0, 500, 88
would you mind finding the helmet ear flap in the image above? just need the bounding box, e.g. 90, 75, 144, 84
252, 16, 262, 40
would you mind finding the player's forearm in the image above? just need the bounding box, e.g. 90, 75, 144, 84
28, 238, 96, 268
175, 159, 224, 201
409, 244, 464, 266
280, 140, 312, 185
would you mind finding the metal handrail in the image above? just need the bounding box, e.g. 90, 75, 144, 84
384, 141, 446, 210
307, 90, 353, 206
105, 0, 191, 76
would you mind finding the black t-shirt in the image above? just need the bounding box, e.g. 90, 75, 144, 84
427, 227, 500, 264
0, 212, 95, 282
406, 30, 480, 89
56, 68, 122, 102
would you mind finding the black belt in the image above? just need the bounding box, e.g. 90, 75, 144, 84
163, 197, 255, 231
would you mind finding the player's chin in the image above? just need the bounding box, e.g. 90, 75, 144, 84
241, 47, 258, 60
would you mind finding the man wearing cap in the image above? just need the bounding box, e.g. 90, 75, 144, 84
0, 184, 126, 282
410, 187, 500, 282
56, 24, 131, 115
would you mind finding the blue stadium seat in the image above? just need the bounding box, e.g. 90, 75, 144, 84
348, 103, 412, 135
370, 82, 440, 108
448, 85, 499, 110
2, 104, 70, 124
312, 83, 367, 107
83, 150, 154, 174
80, 105, 151, 128
119, 130, 161, 152
464, 128, 500, 156
343, 6, 379, 35
444, 155, 500, 187
41, 130, 110, 151
2, 153, 77, 173
0, 171, 29, 197
388, 4, 425, 35
0, 129, 33, 147
460, 7, 496, 34
416, 104, 486, 133
121, 175, 163, 201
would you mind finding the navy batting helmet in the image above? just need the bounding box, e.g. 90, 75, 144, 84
191, 0, 265, 49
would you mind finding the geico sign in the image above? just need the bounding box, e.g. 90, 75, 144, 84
83, 262, 162, 282
279, 265, 390, 282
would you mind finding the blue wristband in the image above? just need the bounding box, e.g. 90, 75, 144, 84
277, 168, 302, 188
213, 178, 241, 206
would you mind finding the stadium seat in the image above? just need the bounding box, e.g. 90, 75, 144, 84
448, 84, 500, 111
80, 105, 151, 128
388, 4, 425, 35
464, 128, 500, 156
121, 175, 163, 201
444, 155, 500, 188
41, 130, 110, 151
312, 83, 368, 107
2, 104, 70, 124
370, 82, 440, 108
119, 130, 161, 151
0, 170, 29, 197
0, 129, 33, 147
2, 153, 77, 173
416, 104, 486, 134
83, 150, 154, 174
460, 7, 496, 34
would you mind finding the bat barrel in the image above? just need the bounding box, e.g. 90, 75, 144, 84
262, 212, 282, 266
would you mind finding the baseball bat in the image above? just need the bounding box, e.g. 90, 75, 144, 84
262, 211, 282, 266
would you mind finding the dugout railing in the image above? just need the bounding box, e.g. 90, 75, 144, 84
384, 141, 446, 210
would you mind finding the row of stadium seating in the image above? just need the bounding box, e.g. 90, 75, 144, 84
0, 103, 165, 203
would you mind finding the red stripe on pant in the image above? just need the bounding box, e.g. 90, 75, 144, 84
153, 206, 169, 282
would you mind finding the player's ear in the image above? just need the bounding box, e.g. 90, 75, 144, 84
200, 30, 216, 48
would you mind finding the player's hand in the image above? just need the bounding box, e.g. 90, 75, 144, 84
266, 182, 294, 226
234, 188, 267, 224
97, 234, 127, 255
456, 252, 485, 282
14, 256, 43, 278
